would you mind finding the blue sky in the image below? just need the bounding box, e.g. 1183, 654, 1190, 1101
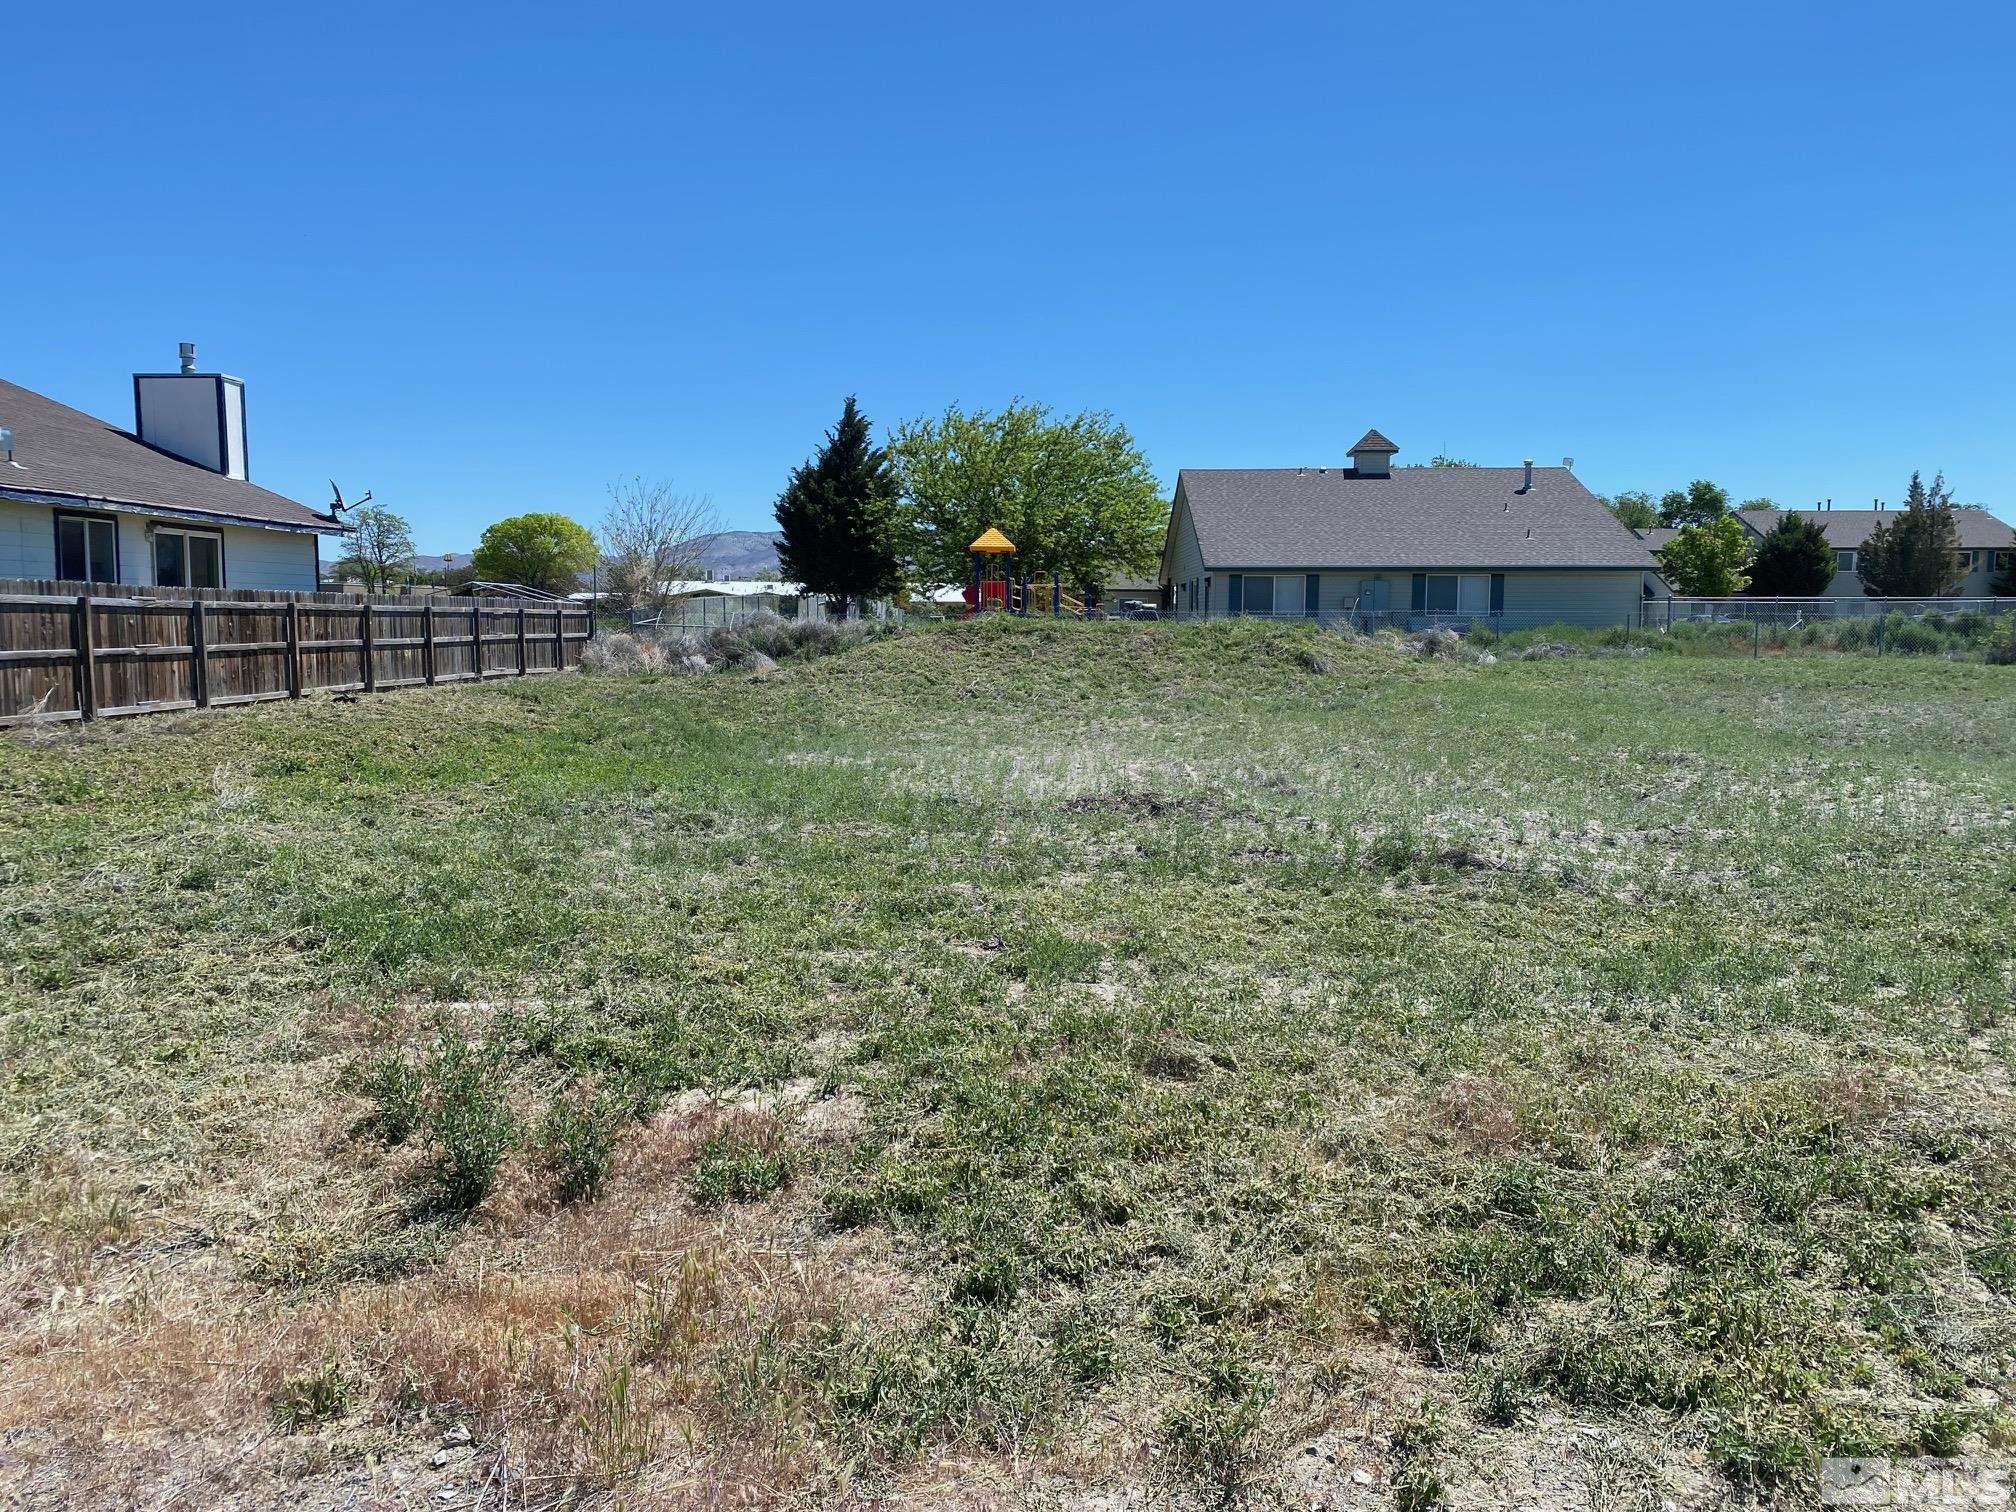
8, 2, 2014, 551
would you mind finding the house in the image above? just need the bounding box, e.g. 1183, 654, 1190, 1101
1630, 526, 1679, 600
1163, 430, 1658, 629
1736, 506, 2015, 598
0, 348, 345, 591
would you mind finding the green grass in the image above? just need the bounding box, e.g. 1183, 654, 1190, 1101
4, 614, 2015, 1501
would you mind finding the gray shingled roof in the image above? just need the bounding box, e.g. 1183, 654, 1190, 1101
1741, 507, 2014, 550
1633, 526, 1681, 550
0, 378, 338, 531
1349, 429, 1398, 454
1178, 465, 1659, 570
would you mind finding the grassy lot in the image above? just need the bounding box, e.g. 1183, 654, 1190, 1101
3, 616, 2014, 1508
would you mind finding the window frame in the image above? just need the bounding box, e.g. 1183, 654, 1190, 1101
151, 524, 227, 590
53, 509, 121, 584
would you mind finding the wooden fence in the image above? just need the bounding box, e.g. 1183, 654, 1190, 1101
0, 581, 592, 727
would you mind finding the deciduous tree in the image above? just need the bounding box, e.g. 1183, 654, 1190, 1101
599, 478, 716, 617
1655, 515, 1752, 596
1658, 479, 1731, 528
889, 401, 1165, 596
471, 512, 599, 594
1603, 490, 1660, 531
774, 396, 905, 616
337, 506, 418, 594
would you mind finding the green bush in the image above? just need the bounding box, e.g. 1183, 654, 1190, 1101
421, 1035, 520, 1211
539, 1087, 625, 1203
362, 1051, 425, 1144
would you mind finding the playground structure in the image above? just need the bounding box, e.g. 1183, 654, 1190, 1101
964, 528, 1087, 616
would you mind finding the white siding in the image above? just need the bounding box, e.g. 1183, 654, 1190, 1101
219, 523, 320, 589
0, 497, 320, 589
0, 498, 54, 578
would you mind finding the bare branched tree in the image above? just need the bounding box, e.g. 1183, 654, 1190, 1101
338, 505, 418, 594
598, 478, 718, 618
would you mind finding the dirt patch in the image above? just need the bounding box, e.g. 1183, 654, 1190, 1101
1062, 790, 1221, 819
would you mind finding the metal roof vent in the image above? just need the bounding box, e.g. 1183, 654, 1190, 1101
179, 342, 197, 375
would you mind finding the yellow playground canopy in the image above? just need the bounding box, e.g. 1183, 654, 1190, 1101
968, 527, 1016, 555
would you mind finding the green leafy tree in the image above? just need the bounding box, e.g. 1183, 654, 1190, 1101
1658, 479, 1732, 528
889, 401, 1166, 595
1738, 497, 1778, 514
1603, 490, 1660, 531
1655, 516, 1752, 596
774, 396, 906, 615
471, 512, 599, 594
1426, 453, 1478, 469
1858, 472, 1966, 598
1745, 512, 1836, 596
336, 506, 417, 594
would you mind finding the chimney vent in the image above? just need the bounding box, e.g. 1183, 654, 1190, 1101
179, 341, 197, 375
1522, 459, 1534, 492
0, 428, 13, 463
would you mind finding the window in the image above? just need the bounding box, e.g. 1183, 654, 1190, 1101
1233, 573, 1307, 616
1836, 549, 1858, 573
1423, 574, 1491, 616
153, 527, 223, 589
55, 513, 118, 582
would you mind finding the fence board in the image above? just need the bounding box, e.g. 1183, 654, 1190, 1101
0, 581, 591, 727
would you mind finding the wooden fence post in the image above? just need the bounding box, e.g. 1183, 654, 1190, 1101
423, 601, 437, 684
286, 601, 303, 698
361, 603, 377, 692
75, 593, 98, 721
552, 608, 565, 670
191, 600, 211, 708
473, 606, 486, 679
517, 606, 529, 675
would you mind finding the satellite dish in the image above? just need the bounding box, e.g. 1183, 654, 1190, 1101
328, 480, 374, 516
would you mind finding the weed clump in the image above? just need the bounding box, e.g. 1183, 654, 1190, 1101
271, 1354, 355, 1432
539, 1086, 625, 1203
691, 1116, 793, 1206
415, 1034, 520, 1211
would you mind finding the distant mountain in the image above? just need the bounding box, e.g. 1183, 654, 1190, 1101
409, 553, 471, 574
674, 529, 784, 581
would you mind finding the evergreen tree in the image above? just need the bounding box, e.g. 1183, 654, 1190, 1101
1857, 471, 1965, 597
774, 397, 906, 615
1745, 512, 1837, 596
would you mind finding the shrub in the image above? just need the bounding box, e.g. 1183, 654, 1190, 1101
539, 1087, 625, 1203
420, 1035, 520, 1211
579, 632, 671, 676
